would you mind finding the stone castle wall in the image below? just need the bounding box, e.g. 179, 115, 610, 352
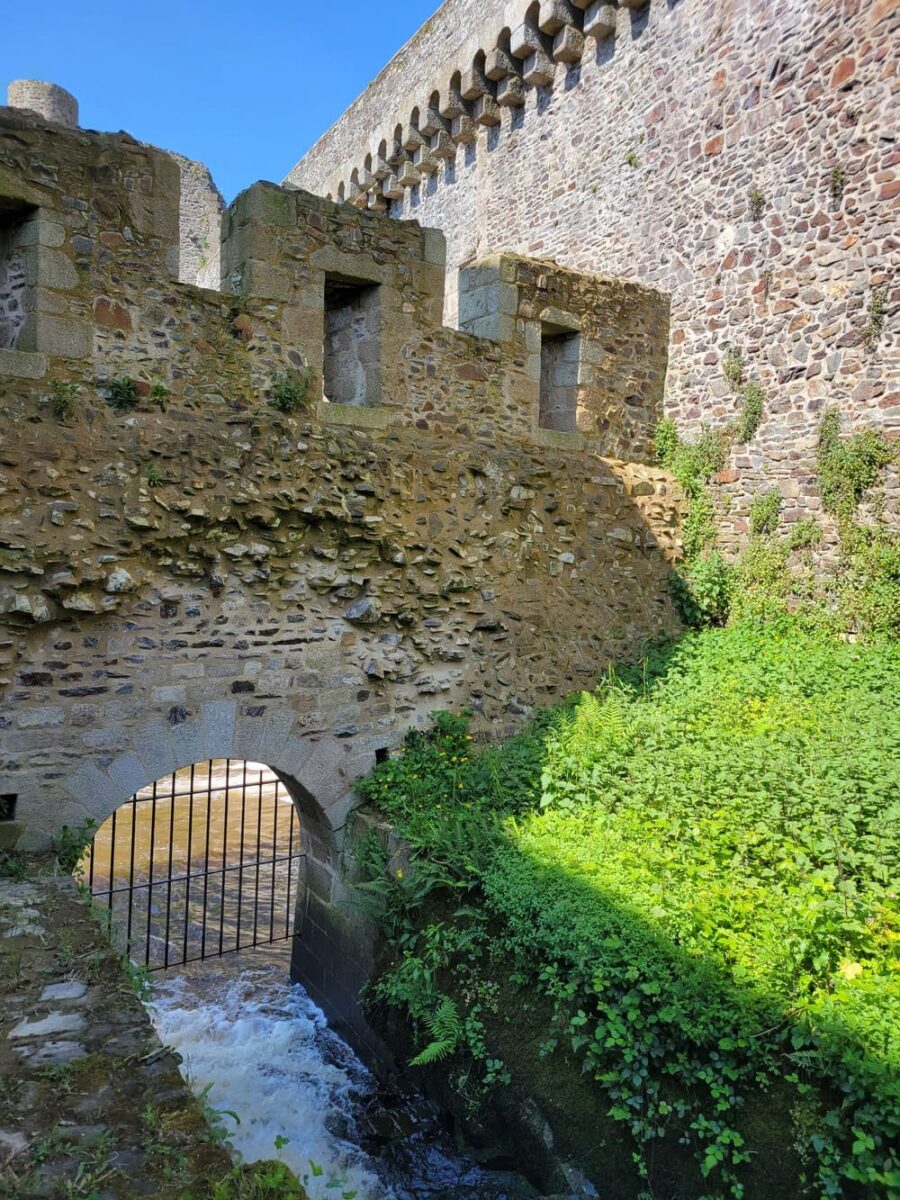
287, 0, 899, 551
0, 103, 683, 857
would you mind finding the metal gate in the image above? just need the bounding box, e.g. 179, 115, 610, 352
79, 759, 303, 971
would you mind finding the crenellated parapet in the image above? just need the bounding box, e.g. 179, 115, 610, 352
286, 0, 649, 210
0, 99, 668, 460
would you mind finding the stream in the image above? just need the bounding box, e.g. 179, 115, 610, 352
147, 945, 551, 1200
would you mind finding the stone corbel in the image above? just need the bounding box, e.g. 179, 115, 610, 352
419, 104, 446, 139
413, 145, 440, 176
461, 60, 492, 101
538, 0, 579, 35
450, 114, 477, 144
397, 158, 422, 188
387, 144, 406, 169
439, 82, 468, 121
485, 44, 521, 82
370, 152, 391, 181
583, 2, 618, 39
473, 93, 502, 127
497, 75, 527, 107
382, 174, 405, 200
402, 124, 425, 154
430, 129, 457, 160
510, 21, 556, 87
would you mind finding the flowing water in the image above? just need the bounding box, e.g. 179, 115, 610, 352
147, 946, 547, 1200
83, 760, 553, 1198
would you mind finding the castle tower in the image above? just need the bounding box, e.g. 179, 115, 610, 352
6, 80, 78, 128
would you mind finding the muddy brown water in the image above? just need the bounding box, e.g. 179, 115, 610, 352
78, 760, 301, 969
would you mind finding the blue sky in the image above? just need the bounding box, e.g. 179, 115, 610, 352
1, 0, 440, 201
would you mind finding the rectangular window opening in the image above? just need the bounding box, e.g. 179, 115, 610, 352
323, 275, 382, 408
0, 201, 35, 352
0, 794, 18, 822
539, 324, 581, 432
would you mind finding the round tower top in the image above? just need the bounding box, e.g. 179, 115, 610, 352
7, 80, 79, 128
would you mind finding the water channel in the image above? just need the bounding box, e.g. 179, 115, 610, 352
80, 762, 558, 1199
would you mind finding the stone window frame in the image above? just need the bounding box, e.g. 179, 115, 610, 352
322, 271, 385, 411
537, 312, 584, 434
0, 197, 41, 375
0, 178, 87, 381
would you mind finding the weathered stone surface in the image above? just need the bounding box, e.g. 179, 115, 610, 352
287, 0, 898, 552
0, 102, 684, 853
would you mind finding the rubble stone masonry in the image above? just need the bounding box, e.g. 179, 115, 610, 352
0, 104, 682, 858
288, 0, 899, 549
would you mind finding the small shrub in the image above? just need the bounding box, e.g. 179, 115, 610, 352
839, 525, 900, 637
829, 164, 846, 204
106, 376, 139, 411
863, 287, 888, 349
722, 347, 744, 392
748, 489, 781, 538
682, 487, 717, 558
150, 381, 169, 407
48, 378, 80, 421
736, 380, 764, 442
748, 187, 766, 221
146, 464, 163, 488
669, 550, 733, 627
53, 818, 98, 875
654, 418, 679, 468
269, 367, 312, 414
817, 408, 895, 522
624, 149, 639, 169
785, 518, 821, 552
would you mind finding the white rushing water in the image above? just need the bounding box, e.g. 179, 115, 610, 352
147, 947, 396, 1200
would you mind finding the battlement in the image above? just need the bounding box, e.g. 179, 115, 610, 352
286, 0, 898, 547
0, 100, 667, 458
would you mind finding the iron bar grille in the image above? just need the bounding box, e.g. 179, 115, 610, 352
78, 759, 304, 971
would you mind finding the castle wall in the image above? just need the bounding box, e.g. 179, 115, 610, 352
287, 0, 899, 550
0, 104, 683, 855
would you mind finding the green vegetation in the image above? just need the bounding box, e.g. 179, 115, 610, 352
818, 407, 894, 522
830, 165, 847, 204
357, 621, 899, 1198
269, 367, 313, 414
356, 397, 897, 1195
748, 187, 766, 221
748, 489, 781, 538
863, 288, 888, 350
659, 407, 896, 635
736, 379, 764, 442
52, 817, 98, 874
48, 378, 80, 421
624, 149, 640, 169
722, 347, 745, 392
146, 463, 163, 488
151, 381, 170, 407
204, 1162, 310, 1198
106, 375, 139, 411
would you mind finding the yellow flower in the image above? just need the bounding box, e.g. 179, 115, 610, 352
838, 960, 863, 981
395, 868, 405, 880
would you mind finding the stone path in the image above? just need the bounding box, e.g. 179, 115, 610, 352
0, 867, 234, 1198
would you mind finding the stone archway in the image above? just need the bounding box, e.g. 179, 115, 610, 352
44, 706, 389, 1063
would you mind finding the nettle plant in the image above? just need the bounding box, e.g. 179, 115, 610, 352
48, 378, 80, 421
355, 634, 900, 1200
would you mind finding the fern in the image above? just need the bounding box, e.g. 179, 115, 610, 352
409, 997, 462, 1066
